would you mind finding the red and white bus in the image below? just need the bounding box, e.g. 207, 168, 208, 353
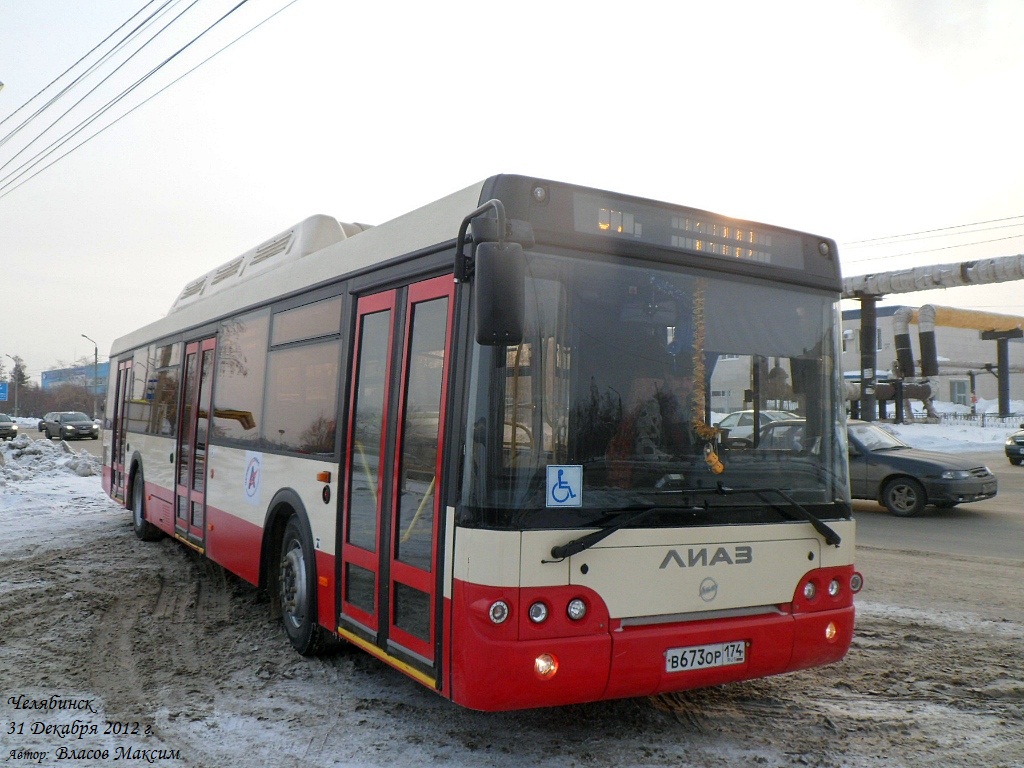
102, 175, 860, 711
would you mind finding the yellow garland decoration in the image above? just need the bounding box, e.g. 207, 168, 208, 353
691, 279, 718, 438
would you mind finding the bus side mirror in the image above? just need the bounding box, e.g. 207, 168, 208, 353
474, 241, 525, 346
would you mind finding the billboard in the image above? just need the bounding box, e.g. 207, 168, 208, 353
41, 361, 110, 395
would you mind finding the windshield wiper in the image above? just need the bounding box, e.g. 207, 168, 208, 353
547, 497, 714, 561
715, 482, 842, 547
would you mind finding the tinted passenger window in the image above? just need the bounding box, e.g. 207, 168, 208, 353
271, 296, 342, 345
213, 310, 270, 442
145, 343, 181, 436
263, 340, 341, 454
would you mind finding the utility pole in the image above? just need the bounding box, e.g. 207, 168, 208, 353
82, 334, 99, 419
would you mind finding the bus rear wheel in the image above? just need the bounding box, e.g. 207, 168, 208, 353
278, 515, 326, 656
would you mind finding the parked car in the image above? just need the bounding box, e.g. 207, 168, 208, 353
0, 413, 17, 440
1004, 424, 1024, 465
715, 409, 799, 441
40, 411, 100, 440
758, 418, 997, 517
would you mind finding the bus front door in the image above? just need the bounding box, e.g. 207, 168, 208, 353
341, 275, 455, 680
174, 337, 216, 550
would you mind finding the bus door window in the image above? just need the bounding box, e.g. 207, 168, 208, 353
343, 293, 395, 626
391, 284, 452, 650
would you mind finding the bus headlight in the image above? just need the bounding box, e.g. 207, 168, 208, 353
828, 579, 841, 597
566, 598, 587, 621
528, 601, 549, 624
803, 581, 816, 600
488, 600, 509, 624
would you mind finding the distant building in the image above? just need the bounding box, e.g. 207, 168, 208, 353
841, 305, 1024, 407
41, 361, 110, 397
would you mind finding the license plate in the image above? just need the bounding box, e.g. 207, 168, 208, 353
665, 640, 746, 673
983, 483, 996, 493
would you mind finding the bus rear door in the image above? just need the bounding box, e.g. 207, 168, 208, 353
109, 357, 133, 502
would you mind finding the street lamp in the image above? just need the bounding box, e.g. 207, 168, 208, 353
81, 334, 99, 419
4, 353, 18, 417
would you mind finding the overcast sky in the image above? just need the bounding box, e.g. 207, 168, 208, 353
2, 0, 1024, 382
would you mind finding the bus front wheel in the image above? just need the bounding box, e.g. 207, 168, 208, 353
278, 515, 326, 656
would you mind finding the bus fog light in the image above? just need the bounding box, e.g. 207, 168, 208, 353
850, 572, 864, 593
488, 600, 509, 624
528, 601, 549, 623
825, 622, 838, 642
534, 653, 559, 679
567, 598, 587, 621
828, 579, 841, 597
803, 582, 816, 600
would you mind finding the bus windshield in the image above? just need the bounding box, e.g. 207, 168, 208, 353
460, 250, 850, 530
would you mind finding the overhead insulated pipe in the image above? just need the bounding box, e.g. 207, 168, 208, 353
918, 304, 939, 378
842, 253, 1024, 298
892, 306, 916, 379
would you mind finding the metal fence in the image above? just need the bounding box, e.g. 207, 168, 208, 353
934, 412, 1024, 429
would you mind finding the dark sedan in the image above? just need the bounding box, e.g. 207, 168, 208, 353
1004, 425, 1024, 465
0, 413, 17, 440
758, 419, 997, 517
40, 411, 100, 440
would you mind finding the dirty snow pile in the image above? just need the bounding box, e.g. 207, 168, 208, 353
0, 435, 101, 485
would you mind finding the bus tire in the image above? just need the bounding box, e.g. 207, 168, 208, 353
278, 514, 325, 656
131, 470, 162, 541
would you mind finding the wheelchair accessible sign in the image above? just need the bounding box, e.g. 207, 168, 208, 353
546, 465, 583, 507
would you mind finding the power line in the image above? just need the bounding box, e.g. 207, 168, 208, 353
841, 232, 1024, 265
0, 0, 201, 186
0, 0, 165, 138
0, 0, 300, 200
842, 219, 1024, 249
842, 214, 1024, 247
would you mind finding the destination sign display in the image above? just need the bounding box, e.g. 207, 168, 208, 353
572, 191, 808, 270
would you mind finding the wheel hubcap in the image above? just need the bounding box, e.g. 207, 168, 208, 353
891, 485, 916, 512
280, 541, 307, 629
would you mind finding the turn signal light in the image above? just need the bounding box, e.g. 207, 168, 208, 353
534, 653, 559, 679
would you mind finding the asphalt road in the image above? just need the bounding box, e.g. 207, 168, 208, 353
60, 435, 1024, 563
853, 446, 1024, 562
